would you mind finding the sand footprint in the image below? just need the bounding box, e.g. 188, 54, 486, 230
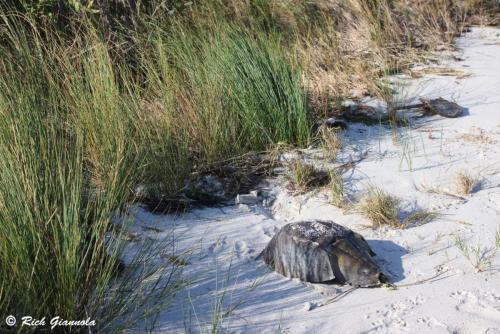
367, 295, 426, 333
417, 316, 447, 329
208, 236, 227, 255
450, 289, 500, 321
233, 240, 254, 259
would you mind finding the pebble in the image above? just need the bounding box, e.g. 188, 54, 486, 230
236, 193, 261, 205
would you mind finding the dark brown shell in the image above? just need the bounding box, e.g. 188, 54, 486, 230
260, 221, 383, 287
421, 97, 464, 118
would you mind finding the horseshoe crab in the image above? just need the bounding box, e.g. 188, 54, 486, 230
260, 220, 386, 287
421, 97, 464, 118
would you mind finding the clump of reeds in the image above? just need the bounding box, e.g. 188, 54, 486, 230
0, 17, 187, 331
0, 0, 496, 330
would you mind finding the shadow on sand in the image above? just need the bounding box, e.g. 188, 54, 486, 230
367, 239, 407, 283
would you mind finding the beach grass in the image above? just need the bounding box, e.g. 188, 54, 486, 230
0, 0, 497, 330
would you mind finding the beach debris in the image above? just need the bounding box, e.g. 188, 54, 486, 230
303, 302, 317, 311
137, 182, 194, 213
259, 220, 386, 287
236, 191, 261, 205
187, 174, 238, 204
260, 190, 277, 207
263, 197, 276, 207
236, 190, 276, 206
394, 97, 465, 118
334, 97, 464, 124
312, 117, 347, 135
486, 328, 500, 334
340, 104, 386, 123
324, 117, 348, 130
124, 232, 142, 242
421, 97, 465, 118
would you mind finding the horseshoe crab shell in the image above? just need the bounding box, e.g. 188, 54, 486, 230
260, 220, 385, 287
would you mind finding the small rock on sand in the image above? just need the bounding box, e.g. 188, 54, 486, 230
236, 193, 261, 205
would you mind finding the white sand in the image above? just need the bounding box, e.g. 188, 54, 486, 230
124, 27, 500, 334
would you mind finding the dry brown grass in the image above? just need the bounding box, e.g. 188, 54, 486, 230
409, 67, 471, 78
403, 210, 440, 227
456, 127, 497, 145
419, 183, 466, 200
329, 169, 345, 208
287, 160, 330, 194
321, 128, 342, 162
455, 171, 479, 195
298, 0, 473, 113
137, 1, 494, 124
358, 186, 401, 228
496, 225, 500, 248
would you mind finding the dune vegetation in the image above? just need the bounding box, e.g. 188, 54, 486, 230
0, 0, 498, 331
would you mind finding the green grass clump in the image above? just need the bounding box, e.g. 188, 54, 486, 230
147, 24, 310, 163
137, 22, 311, 204
1, 0, 497, 330
0, 18, 185, 331
0, 15, 312, 329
